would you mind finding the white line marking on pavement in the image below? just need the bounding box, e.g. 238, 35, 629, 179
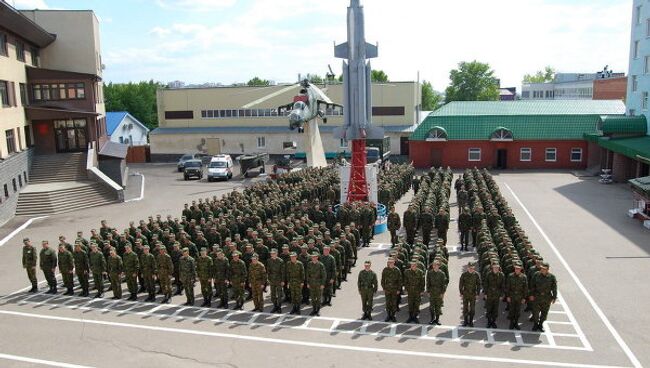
124, 173, 145, 202
558, 293, 592, 351
0, 309, 628, 368
0, 352, 94, 368
504, 182, 642, 368
0, 216, 48, 247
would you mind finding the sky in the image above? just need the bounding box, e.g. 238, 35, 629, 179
10, 0, 633, 92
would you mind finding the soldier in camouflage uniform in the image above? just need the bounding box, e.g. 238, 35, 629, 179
248, 254, 267, 312
267, 248, 285, 313
458, 206, 472, 251
58, 244, 75, 295
306, 251, 326, 316
123, 245, 140, 301
286, 252, 305, 315
73, 243, 90, 297
434, 208, 450, 245
88, 243, 106, 298
404, 260, 425, 323
179, 248, 197, 306
381, 258, 402, 322
530, 262, 557, 332
482, 263, 505, 328
403, 207, 417, 245
230, 251, 247, 310
426, 260, 448, 325
22, 238, 38, 293
157, 246, 174, 303
197, 248, 214, 307
107, 248, 123, 299
357, 260, 378, 320
40, 241, 57, 294
459, 262, 481, 327
320, 246, 336, 307
387, 206, 401, 247
506, 263, 528, 330
212, 249, 231, 308
141, 246, 157, 302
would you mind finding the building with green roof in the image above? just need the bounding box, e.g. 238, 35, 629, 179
408, 100, 627, 170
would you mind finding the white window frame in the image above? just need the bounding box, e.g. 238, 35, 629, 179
545, 148, 557, 162
256, 136, 266, 148
520, 147, 532, 162
570, 148, 583, 162
490, 129, 513, 141
468, 148, 481, 162
426, 127, 448, 141
643, 92, 649, 110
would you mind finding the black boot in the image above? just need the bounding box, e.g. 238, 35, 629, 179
513, 317, 520, 330
532, 323, 539, 332
175, 285, 182, 296
509, 320, 516, 330
462, 315, 468, 327
205, 297, 211, 308
294, 305, 301, 315
468, 313, 474, 327
385, 314, 392, 322
201, 299, 208, 307
29, 283, 38, 293
435, 317, 441, 325
161, 296, 169, 304
275, 304, 282, 314
413, 314, 420, 324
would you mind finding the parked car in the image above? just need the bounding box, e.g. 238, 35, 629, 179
177, 153, 212, 172
207, 155, 234, 181
183, 159, 203, 180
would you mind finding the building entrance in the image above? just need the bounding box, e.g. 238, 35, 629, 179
54, 119, 87, 152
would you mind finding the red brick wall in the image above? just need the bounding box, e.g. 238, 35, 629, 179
593, 77, 627, 101
409, 140, 588, 169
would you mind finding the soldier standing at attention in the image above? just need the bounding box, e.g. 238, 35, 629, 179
434, 208, 450, 246
229, 251, 247, 310
403, 207, 417, 245
320, 246, 336, 307
179, 248, 197, 306
459, 262, 481, 327
89, 243, 106, 298
286, 252, 305, 315
458, 207, 472, 251
58, 244, 75, 296
506, 263, 528, 330
420, 208, 434, 247
471, 207, 485, 248
404, 260, 425, 324
123, 245, 140, 301
248, 254, 268, 312
483, 263, 505, 328
387, 206, 401, 247
381, 258, 402, 322
197, 248, 214, 307
530, 262, 557, 332
171, 243, 183, 296
141, 246, 157, 302
40, 240, 58, 294
213, 249, 231, 308
22, 238, 38, 293
267, 249, 285, 313
107, 248, 124, 299
426, 260, 448, 325
157, 246, 174, 304
357, 260, 378, 320
73, 243, 90, 297
306, 251, 326, 316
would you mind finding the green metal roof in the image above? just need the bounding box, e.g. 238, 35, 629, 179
429, 100, 626, 117
629, 176, 650, 197
412, 114, 611, 141
412, 100, 627, 141
597, 115, 647, 135
597, 136, 650, 161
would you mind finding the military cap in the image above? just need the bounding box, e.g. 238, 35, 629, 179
143, 245, 150, 250
252, 253, 259, 259
182, 247, 189, 253
281, 244, 289, 249
364, 260, 371, 265
125, 244, 132, 249
432, 260, 441, 266
232, 251, 241, 256
387, 257, 395, 263
307, 239, 315, 244
409, 260, 417, 265
90, 243, 98, 248
514, 262, 523, 268
270, 248, 278, 254
216, 249, 224, 254
225, 237, 232, 242
289, 252, 297, 257
173, 242, 180, 247
300, 244, 308, 249
310, 251, 320, 257
200, 248, 207, 253
23, 237, 29, 242
323, 246, 330, 250
212, 245, 219, 249
135, 239, 142, 243
541, 262, 549, 269
467, 262, 475, 267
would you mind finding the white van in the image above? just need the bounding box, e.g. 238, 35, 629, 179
207, 155, 234, 181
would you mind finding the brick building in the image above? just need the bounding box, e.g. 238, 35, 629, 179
593, 76, 627, 100
408, 100, 626, 170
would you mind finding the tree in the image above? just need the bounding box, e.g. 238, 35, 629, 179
104, 80, 163, 129
371, 69, 389, 82
306, 74, 324, 84
421, 81, 443, 111
523, 66, 556, 83
247, 77, 270, 86
444, 61, 499, 103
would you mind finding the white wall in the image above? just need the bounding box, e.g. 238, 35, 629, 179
109, 115, 148, 146
627, 0, 650, 134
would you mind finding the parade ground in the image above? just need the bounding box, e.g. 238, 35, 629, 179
0, 165, 647, 368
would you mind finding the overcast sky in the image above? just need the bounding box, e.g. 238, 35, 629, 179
12, 0, 633, 91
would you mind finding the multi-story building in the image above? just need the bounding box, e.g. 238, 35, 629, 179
0, 2, 113, 224
150, 81, 420, 160
521, 71, 626, 101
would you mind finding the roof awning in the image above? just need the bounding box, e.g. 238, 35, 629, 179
25, 106, 99, 120
0, 3, 56, 47
597, 136, 650, 161
597, 115, 647, 135
98, 141, 128, 159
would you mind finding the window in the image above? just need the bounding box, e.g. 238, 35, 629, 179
16, 42, 25, 62
0, 34, 7, 57
545, 148, 557, 162
119, 137, 124, 144
490, 128, 513, 141
76, 83, 85, 99
645, 56, 650, 74
5, 129, 16, 155
521, 91, 530, 98
12, 178, 16, 192
257, 136, 266, 148
520, 148, 532, 162
633, 75, 638, 92
19, 83, 27, 106
634, 41, 640, 59
637, 5, 643, 25
3, 184, 8, 198
0, 81, 8, 107
30, 47, 39, 66
426, 127, 448, 141
644, 92, 649, 110
339, 138, 348, 148
647, 19, 650, 37
18, 175, 22, 188
17, 128, 21, 150
468, 148, 481, 162
570, 148, 583, 162
630, 109, 637, 116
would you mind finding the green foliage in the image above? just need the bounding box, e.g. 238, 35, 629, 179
371, 69, 389, 82
247, 77, 270, 86
523, 66, 556, 83
421, 81, 442, 111
307, 74, 324, 84
444, 61, 499, 103
104, 80, 163, 129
